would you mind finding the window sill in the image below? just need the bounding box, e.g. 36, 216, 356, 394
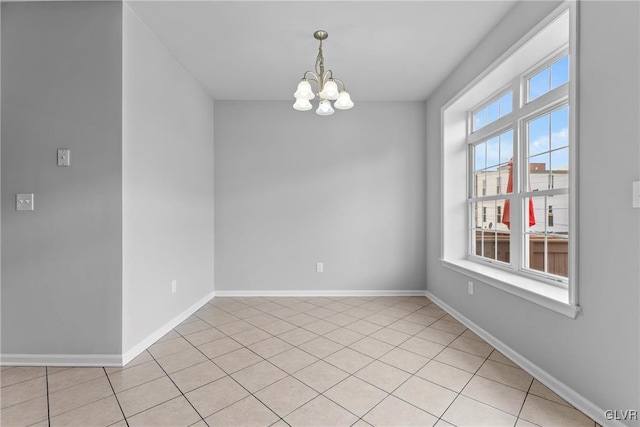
440, 258, 580, 319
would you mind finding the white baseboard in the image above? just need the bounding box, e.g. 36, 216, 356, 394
122, 290, 215, 366
425, 290, 623, 427
213, 289, 428, 297
0, 291, 215, 368
0, 353, 122, 367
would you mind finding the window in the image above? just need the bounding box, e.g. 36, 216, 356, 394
469, 53, 570, 282
441, 4, 577, 318
528, 55, 569, 102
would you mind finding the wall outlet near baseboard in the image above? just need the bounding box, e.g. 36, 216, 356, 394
468, 281, 474, 295
316, 262, 324, 273
171, 280, 177, 294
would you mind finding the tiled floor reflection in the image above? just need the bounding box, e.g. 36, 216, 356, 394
1, 296, 599, 426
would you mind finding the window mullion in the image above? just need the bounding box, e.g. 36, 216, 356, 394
511, 77, 522, 274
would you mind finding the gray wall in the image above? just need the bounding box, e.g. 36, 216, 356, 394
214, 101, 426, 292
1, 2, 123, 355
122, 6, 215, 353
425, 0, 640, 420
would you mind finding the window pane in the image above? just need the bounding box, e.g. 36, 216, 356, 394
500, 163, 513, 194
529, 153, 550, 191
482, 232, 497, 260
497, 231, 510, 263
474, 108, 487, 131
495, 199, 510, 233
526, 233, 547, 274
529, 114, 550, 156
472, 201, 483, 230
472, 200, 509, 263
525, 233, 569, 278
527, 196, 546, 233
473, 92, 513, 132
499, 130, 513, 165
486, 136, 500, 168
474, 230, 483, 256
550, 148, 569, 190
500, 92, 512, 116
485, 200, 497, 227
551, 55, 569, 89
547, 193, 569, 234
474, 142, 486, 171
485, 171, 498, 197
487, 100, 500, 123
547, 235, 569, 277
550, 148, 569, 170
551, 106, 569, 150
524, 194, 569, 279
529, 67, 550, 101
473, 170, 487, 197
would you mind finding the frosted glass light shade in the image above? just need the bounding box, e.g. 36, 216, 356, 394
319, 80, 339, 100
294, 80, 315, 100
316, 99, 334, 116
293, 98, 313, 111
334, 90, 354, 110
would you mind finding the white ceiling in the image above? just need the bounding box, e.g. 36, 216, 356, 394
126, 1, 519, 101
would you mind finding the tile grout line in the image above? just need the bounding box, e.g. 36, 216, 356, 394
515, 376, 537, 426
103, 367, 130, 427
354, 318, 474, 425
143, 350, 211, 426
171, 326, 284, 423
45, 367, 51, 427
263, 298, 437, 422
310, 297, 448, 423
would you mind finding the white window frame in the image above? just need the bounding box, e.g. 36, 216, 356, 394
467, 55, 570, 287
440, 2, 579, 318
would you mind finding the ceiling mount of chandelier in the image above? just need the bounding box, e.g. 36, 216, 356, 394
293, 30, 354, 116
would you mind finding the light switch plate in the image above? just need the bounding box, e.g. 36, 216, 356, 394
16, 193, 34, 211
57, 149, 70, 166
633, 181, 640, 208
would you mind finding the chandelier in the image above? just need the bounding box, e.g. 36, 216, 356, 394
293, 30, 354, 115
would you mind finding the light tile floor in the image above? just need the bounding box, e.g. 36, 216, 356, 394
1, 296, 601, 427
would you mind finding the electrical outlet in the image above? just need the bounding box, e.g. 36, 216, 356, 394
16, 194, 34, 211
57, 149, 70, 166
468, 281, 474, 295
316, 262, 324, 273
171, 280, 177, 294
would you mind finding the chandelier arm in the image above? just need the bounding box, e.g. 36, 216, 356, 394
332, 78, 347, 91
303, 71, 319, 83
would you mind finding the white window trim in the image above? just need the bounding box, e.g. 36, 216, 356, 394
440, 1, 579, 319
